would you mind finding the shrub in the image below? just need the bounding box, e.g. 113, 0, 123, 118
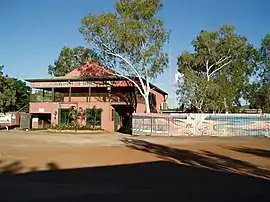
49, 124, 102, 131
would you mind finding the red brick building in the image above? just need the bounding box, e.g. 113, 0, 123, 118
26, 62, 168, 132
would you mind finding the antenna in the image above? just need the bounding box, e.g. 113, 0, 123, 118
168, 29, 172, 88
168, 29, 176, 109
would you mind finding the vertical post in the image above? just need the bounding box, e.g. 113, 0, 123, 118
168, 116, 170, 136
76, 103, 78, 133
58, 103, 61, 125
150, 115, 153, 135
107, 86, 111, 102
69, 87, 71, 102
68, 80, 71, 102
52, 88, 55, 102
142, 117, 144, 135
88, 87, 91, 102
42, 89, 45, 102
30, 88, 33, 102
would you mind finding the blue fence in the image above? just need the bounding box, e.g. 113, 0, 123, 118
132, 113, 270, 137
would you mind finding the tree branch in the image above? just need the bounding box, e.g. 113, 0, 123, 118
208, 55, 231, 72
106, 51, 140, 77
209, 60, 233, 78
113, 73, 145, 97
103, 48, 147, 94
206, 60, 210, 81
95, 41, 149, 97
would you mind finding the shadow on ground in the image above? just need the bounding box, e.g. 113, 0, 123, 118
0, 139, 269, 202
226, 146, 270, 158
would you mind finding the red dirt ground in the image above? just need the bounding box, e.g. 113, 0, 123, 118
0, 131, 270, 202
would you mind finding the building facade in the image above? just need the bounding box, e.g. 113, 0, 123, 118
26, 62, 168, 132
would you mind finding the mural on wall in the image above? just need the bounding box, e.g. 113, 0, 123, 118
132, 113, 270, 137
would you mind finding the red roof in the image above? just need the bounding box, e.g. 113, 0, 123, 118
65, 62, 114, 77
64, 62, 136, 87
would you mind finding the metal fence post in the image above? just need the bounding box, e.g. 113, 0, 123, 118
168, 116, 170, 136
143, 117, 144, 135
151, 115, 153, 135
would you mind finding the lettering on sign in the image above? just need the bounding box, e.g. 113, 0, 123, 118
30, 81, 98, 88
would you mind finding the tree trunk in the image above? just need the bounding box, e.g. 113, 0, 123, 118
144, 95, 151, 113
196, 99, 204, 113
223, 98, 229, 113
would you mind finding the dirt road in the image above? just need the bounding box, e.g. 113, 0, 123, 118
0, 131, 270, 202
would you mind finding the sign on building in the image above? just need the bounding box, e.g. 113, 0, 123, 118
30, 81, 98, 88
0, 113, 12, 124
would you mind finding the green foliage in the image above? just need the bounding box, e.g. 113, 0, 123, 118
31, 90, 63, 102
49, 124, 102, 131
58, 106, 103, 129
259, 34, 270, 83
247, 34, 270, 112
85, 106, 103, 127
0, 66, 16, 112
58, 108, 72, 125
57, 106, 79, 126
68, 106, 78, 125
78, 107, 86, 126
48, 46, 100, 77
0, 65, 30, 113
177, 25, 258, 113
79, 0, 169, 79
248, 83, 270, 112
13, 79, 31, 111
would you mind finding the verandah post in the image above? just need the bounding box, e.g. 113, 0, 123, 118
52, 88, 55, 102
88, 86, 91, 102
150, 114, 153, 135
42, 89, 45, 102
69, 87, 71, 102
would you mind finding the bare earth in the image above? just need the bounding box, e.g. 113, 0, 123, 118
0, 130, 270, 202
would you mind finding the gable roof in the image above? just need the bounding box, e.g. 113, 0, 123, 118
65, 62, 115, 77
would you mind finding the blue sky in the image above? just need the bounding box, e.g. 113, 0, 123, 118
0, 0, 269, 107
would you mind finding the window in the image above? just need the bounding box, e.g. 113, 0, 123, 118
85, 107, 103, 127
58, 108, 72, 124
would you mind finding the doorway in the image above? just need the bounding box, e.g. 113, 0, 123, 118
31, 113, 51, 129
111, 104, 133, 134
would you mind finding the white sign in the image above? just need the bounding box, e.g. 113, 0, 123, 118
32, 118, 39, 123
31, 81, 97, 88
11, 114, 16, 120
0, 113, 11, 124
38, 108, 44, 113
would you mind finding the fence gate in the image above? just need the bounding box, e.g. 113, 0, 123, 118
20, 114, 31, 130
132, 113, 170, 136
